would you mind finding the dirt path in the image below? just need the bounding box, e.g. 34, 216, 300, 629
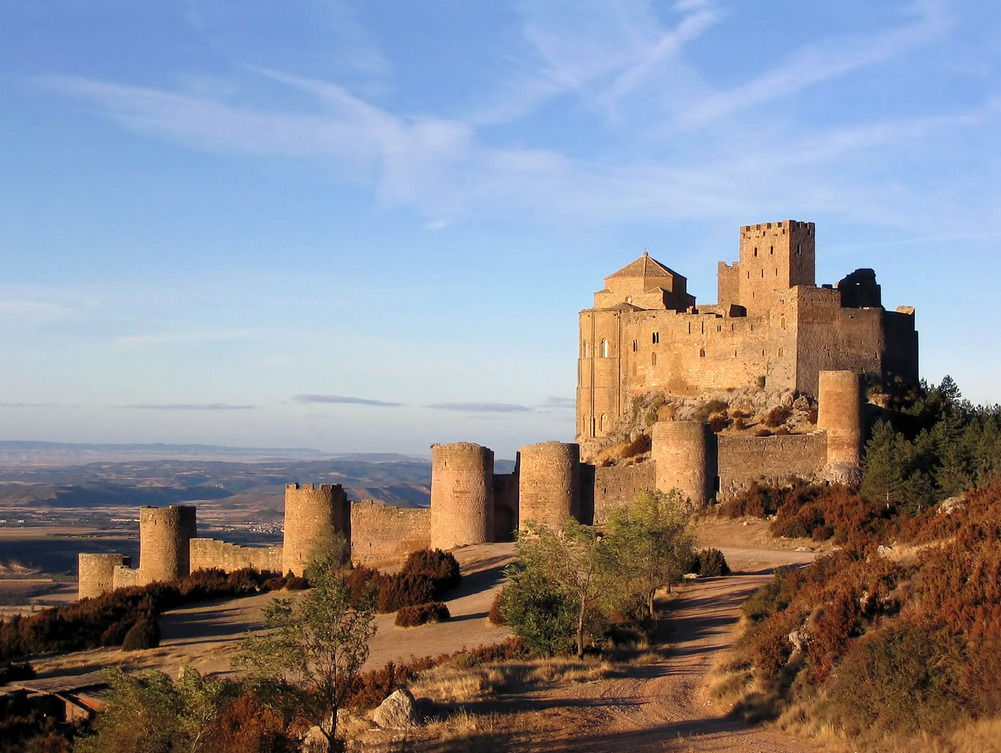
485, 547, 822, 752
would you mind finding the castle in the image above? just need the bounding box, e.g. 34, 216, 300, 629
577, 220, 917, 441
78, 220, 915, 600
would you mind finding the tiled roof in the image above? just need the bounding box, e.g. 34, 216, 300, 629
607, 252, 682, 280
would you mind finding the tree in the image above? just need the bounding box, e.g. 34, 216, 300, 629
506, 518, 613, 658
235, 570, 376, 753
76, 665, 234, 753
605, 489, 696, 620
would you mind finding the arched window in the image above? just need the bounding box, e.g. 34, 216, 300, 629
651, 352, 657, 366
700, 348, 706, 358
600, 414, 609, 432
600, 339, 609, 358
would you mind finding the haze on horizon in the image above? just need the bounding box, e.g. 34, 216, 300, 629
1, 1, 999, 459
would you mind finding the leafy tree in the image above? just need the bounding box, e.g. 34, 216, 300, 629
235, 570, 376, 753
500, 564, 576, 656
506, 518, 614, 657
76, 665, 234, 753
605, 489, 696, 619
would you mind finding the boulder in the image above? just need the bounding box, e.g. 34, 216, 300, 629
372, 688, 418, 730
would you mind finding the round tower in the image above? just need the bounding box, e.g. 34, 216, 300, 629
518, 441, 580, 531
138, 505, 196, 584
430, 443, 493, 550
78, 552, 130, 600
817, 370, 862, 468
282, 483, 350, 576
652, 421, 716, 507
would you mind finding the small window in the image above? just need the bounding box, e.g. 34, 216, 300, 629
734, 350, 738, 357
796, 243, 802, 255
754, 247, 758, 257
600, 414, 608, 432
701, 321, 705, 334
600, 339, 609, 358
770, 245, 774, 255
652, 332, 660, 344
583, 341, 590, 358
699, 348, 706, 358
778, 347, 784, 358
781, 316, 786, 330
716, 324, 721, 332
761, 269, 765, 278
651, 352, 657, 366
688, 322, 691, 335
625, 296, 632, 304
632, 339, 638, 352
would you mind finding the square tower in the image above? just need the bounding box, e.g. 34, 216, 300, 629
735, 220, 815, 314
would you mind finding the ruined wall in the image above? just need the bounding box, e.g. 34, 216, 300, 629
591, 461, 656, 525
717, 433, 828, 500
282, 483, 350, 577
492, 471, 519, 542
112, 565, 138, 590
350, 501, 431, 566
138, 505, 196, 585
430, 443, 493, 550
652, 421, 717, 507
518, 441, 580, 531
189, 539, 283, 574
817, 370, 862, 468
78, 553, 130, 600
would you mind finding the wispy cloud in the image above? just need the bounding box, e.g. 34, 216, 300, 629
673, 0, 950, 129
538, 396, 575, 409
427, 402, 533, 413
0, 402, 52, 408
293, 394, 403, 407
424, 220, 449, 231
113, 330, 264, 348
117, 403, 257, 411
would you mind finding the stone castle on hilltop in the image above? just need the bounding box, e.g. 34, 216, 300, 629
577, 220, 917, 442
78, 220, 917, 600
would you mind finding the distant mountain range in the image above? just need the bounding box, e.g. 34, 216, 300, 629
0, 442, 514, 510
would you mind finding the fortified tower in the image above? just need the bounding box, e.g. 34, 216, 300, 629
282, 483, 350, 577
78, 553, 130, 600
138, 505, 196, 584
518, 441, 581, 531
723, 221, 816, 315
818, 370, 863, 468
652, 421, 717, 507
430, 442, 493, 550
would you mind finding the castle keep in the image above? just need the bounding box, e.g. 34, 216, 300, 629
77, 220, 912, 601
577, 220, 917, 441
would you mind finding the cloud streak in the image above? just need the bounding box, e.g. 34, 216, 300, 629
293, 394, 403, 407
427, 402, 533, 413
117, 403, 256, 411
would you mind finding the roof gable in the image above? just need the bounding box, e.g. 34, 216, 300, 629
607, 252, 682, 280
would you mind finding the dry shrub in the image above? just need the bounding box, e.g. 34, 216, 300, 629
212, 692, 293, 753
755, 427, 773, 437
488, 590, 506, 625
764, 405, 792, 427
708, 412, 729, 433
395, 602, 450, 627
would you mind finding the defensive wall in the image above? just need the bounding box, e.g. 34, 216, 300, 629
282, 483, 350, 577
350, 501, 431, 566
77, 553, 131, 600
189, 538, 283, 574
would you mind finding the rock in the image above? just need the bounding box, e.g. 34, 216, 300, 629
938, 496, 967, 515
787, 629, 808, 655
793, 395, 811, 411
372, 688, 418, 730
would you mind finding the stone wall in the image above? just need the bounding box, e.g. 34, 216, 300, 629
282, 483, 350, 577
591, 462, 656, 525
189, 538, 283, 574
138, 505, 196, 585
717, 433, 828, 500
518, 441, 580, 531
492, 472, 519, 542
430, 443, 493, 549
351, 501, 431, 566
112, 565, 139, 590
78, 553, 130, 600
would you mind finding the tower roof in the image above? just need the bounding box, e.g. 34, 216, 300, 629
607, 251, 683, 281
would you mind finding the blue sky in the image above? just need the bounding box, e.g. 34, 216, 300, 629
1, 0, 998, 458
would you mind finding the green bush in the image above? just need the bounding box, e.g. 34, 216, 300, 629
500, 566, 575, 656
122, 616, 160, 651
395, 602, 450, 627
694, 548, 731, 576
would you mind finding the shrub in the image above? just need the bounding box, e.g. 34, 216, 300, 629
694, 548, 731, 576
284, 576, 309, 591
488, 590, 506, 625
401, 549, 461, 595
708, 412, 729, 433
764, 405, 792, 427
377, 572, 436, 612
122, 616, 160, 651
0, 661, 35, 686
395, 602, 450, 627
500, 566, 575, 656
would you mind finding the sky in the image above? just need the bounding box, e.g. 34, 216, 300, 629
1, 0, 999, 459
